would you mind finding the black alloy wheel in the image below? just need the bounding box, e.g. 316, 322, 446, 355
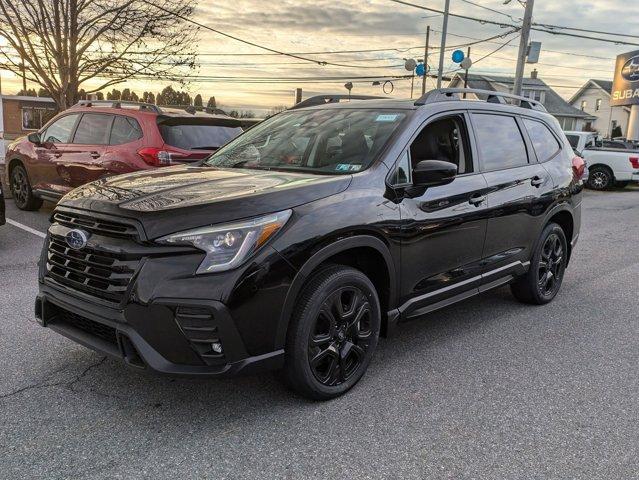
537, 232, 565, 298
10, 164, 42, 211
510, 222, 568, 305
284, 265, 380, 400
308, 286, 373, 386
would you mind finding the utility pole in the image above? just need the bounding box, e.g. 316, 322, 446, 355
463, 46, 471, 98
436, 0, 450, 89
421, 25, 430, 95
513, 0, 534, 97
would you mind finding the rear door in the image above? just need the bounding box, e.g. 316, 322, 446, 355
470, 112, 551, 288
59, 113, 113, 188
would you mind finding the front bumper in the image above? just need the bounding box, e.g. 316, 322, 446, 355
35, 284, 284, 378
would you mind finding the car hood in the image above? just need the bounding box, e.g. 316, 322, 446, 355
59, 166, 351, 238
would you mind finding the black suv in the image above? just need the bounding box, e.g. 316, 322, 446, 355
35, 90, 584, 400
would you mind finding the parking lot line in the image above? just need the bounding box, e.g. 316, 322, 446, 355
5, 218, 46, 239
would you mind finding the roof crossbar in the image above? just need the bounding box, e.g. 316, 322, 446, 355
74, 100, 162, 114
414, 88, 547, 113
290, 94, 386, 110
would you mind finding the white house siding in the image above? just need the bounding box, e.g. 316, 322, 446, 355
569, 85, 629, 136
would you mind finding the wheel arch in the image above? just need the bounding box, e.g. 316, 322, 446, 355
275, 235, 397, 348
540, 205, 575, 264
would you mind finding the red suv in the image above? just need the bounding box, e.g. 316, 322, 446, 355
5, 100, 243, 210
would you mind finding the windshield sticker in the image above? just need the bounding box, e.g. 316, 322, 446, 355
375, 114, 399, 122
336, 164, 362, 172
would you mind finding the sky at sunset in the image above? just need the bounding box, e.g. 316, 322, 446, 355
1, 0, 638, 114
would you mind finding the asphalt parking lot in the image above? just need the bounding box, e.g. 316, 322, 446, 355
1, 187, 638, 480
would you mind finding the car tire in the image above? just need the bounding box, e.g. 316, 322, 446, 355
586, 166, 613, 190
283, 265, 381, 400
10, 164, 43, 211
510, 222, 568, 305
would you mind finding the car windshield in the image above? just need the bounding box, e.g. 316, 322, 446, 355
204, 108, 408, 174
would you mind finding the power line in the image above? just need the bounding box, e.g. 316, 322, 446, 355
386, 0, 639, 47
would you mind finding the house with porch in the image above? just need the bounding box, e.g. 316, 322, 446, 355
568, 79, 629, 138
448, 71, 594, 131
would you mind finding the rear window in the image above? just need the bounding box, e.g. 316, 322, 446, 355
110, 115, 143, 145
159, 124, 242, 150
73, 114, 112, 144
472, 113, 528, 170
523, 118, 561, 162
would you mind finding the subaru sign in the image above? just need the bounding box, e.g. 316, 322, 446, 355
611, 50, 639, 106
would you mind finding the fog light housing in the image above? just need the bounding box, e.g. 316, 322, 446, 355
211, 342, 223, 354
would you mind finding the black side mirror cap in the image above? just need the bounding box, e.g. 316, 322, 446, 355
412, 159, 457, 187
27, 132, 42, 145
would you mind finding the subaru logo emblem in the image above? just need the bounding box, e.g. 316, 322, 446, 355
621, 55, 639, 82
65, 229, 90, 250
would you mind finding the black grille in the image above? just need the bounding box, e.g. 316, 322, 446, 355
175, 306, 225, 364
45, 234, 140, 303
54, 309, 118, 346
53, 211, 138, 239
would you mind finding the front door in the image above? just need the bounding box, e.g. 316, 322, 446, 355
396, 113, 489, 320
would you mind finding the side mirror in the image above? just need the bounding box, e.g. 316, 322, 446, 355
412, 160, 457, 187
27, 132, 42, 145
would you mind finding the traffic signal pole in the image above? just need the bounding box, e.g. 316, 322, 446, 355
513, 0, 535, 96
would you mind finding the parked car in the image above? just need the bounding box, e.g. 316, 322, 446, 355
35, 89, 584, 400
565, 131, 639, 189
5, 100, 243, 210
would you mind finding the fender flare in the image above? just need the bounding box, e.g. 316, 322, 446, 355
274, 235, 397, 349
534, 202, 575, 260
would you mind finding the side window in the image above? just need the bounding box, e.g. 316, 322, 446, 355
391, 151, 411, 185
471, 113, 528, 171
41, 114, 80, 144
565, 135, 579, 149
110, 115, 143, 145
409, 115, 473, 174
72, 114, 112, 145
523, 118, 561, 162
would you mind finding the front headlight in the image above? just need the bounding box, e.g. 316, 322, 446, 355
157, 210, 292, 274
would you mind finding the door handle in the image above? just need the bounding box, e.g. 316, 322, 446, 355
90, 151, 101, 159
468, 194, 486, 206
531, 176, 544, 187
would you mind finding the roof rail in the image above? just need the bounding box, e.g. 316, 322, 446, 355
74, 100, 162, 114
290, 94, 386, 110
414, 88, 547, 113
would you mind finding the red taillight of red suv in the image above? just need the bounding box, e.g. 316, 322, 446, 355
629, 156, 639, 169
572, 156, 586, 180
137, 147, 188, 166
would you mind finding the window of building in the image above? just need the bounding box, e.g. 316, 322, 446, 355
471, 113, 528, 171
523, 118, 561, 162
523, 89, 543, 102
580, 100, 587, 111
409, 115, 473, 175
72, 114, 113, 144
595, 98, 602, 111
21, 107, 56, 130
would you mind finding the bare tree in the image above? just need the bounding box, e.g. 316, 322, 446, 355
0, 0, 199, 109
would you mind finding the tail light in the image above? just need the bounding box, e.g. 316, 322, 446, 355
572, 156, 586, 180
630, 156, 639, 169
137, 147, 187, 166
